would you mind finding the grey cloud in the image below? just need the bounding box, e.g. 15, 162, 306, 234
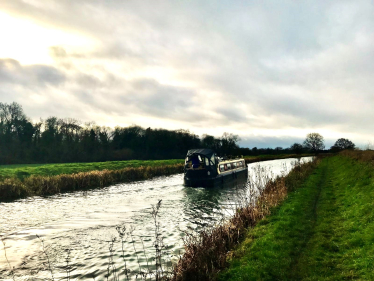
119, 78, 204, 122
75, 73, 102, 89
216, 107, 247, 123
240, 136, 306, 149
0, 58, 65, 86
49, 46, 68, 58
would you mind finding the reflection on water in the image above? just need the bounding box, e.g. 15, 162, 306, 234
0, 157, 312, 280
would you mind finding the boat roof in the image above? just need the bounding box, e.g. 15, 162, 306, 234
186, 148, 215, 158
219, 158, 245, 164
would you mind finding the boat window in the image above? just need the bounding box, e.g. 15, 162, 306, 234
219, 164, 224, 172
232, 162, 237, 169
205, 157, 209, 167
227, 163, 231, 170
185, 157, 191, 168
186, 155, 202, 169
210, 154, 215, 165
224, 164, 228, 171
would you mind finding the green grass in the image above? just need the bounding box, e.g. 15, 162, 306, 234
218, 156, 374, 280
0, 159, 184, 181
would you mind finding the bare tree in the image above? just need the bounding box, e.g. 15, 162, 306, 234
303, 133, 325, 153
0, 102, 26, 124
221, 132, 240, 155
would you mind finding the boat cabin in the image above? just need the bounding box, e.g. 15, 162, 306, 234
184, 148, 247, 187
217, 159, 246, 174
184, 148, 218, 177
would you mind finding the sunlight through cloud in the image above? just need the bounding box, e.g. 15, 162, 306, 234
0, 11, 96, 65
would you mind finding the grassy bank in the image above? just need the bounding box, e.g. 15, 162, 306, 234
0, 164, 184, 202
218, 155, 374, 280
172, 157, 319, 281
0, 159, 184, 181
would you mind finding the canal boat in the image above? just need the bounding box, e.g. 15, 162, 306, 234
183, 148, 248, 187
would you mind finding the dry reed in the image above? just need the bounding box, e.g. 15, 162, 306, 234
340, 149, 374, 164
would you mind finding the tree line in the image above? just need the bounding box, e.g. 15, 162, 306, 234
0, 102, 355, 164
0, 102, 240, 164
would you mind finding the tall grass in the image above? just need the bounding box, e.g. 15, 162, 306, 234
0, 164, 184, 201
340, 149, 374, 164
171, 158, 319, 281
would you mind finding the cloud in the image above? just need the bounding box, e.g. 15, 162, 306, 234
1, 0, 374, 147
0, 58, 65, 86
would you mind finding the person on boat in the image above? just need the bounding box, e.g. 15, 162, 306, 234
191, 155, 200, 169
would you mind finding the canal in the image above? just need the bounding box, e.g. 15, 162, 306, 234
0, 157, 312, 280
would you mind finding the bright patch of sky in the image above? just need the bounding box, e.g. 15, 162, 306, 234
0, 11, 96, 65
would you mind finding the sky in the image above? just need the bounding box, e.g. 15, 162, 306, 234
0, 0, 373, 149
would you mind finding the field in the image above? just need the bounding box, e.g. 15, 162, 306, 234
0, 159, 184, 181
218, 155, 374, 280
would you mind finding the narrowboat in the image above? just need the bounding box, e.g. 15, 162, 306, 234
183, 148, 248, 187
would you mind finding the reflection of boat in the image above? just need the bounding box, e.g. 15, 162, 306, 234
183, 148, 248, 187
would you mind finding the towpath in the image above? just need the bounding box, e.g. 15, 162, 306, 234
218, 156, 374, 280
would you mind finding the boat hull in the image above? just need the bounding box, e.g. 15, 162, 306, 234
184, 167, 248, 188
